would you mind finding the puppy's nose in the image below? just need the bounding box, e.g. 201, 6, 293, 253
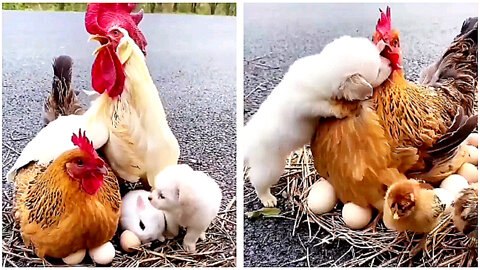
148, 195, 152, 201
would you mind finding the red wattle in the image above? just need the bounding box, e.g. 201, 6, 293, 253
82, 175, 104, 195
109, 47, 126, 98
91, 45, 125, 97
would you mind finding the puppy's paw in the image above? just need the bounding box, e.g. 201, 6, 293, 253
183, 241, 196, 253
164, 231, 177, 240
259, 193, 277, 207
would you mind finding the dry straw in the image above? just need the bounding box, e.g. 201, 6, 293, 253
251, 146, 477, 267
2, 162, 236, 267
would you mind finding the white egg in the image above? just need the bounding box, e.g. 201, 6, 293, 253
457, 163, 478, 184
88, 242, 115, 265
440, 174, 469, 197
433, 188, 454, 210
467, 133, 478, 147
465, 145, 478, 165
342, 202, 372, 229
62, 249, 86, 265
120, 230, 141, 253
307, 179, 337, 215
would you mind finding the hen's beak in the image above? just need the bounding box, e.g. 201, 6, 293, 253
97, 165, 108, 175
89, 35, 110, 56
376, 40, 387, 53
379, 42, 403, 70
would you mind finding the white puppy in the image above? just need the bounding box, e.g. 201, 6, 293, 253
148, 164, 222, 252
244, 36, 392, 207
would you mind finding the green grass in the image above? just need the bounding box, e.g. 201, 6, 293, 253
2, 3, 236, 16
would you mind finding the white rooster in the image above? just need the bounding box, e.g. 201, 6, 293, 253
85, 3, 179, 187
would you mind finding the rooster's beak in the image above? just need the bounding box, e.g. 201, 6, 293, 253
89, 35, 110, 56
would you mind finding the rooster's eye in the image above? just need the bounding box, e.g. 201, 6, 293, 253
112, 30, 119, 36
76, 160, 83, 166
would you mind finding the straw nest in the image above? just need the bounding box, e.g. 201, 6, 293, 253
246, 146, 477, 267
2, 140, 236, 267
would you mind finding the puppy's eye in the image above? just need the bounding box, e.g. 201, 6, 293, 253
139, 220, 145, 230
159, 192, 165, 199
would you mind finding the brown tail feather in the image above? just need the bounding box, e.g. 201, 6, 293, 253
420, 17, 478, 116
43, 55, 85, 125
408, 106, 478, 181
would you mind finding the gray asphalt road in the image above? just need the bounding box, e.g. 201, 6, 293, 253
243, 3, 477, 267
2, 10, 236, 265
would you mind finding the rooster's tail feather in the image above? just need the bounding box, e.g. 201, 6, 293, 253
43, 55, 85, 125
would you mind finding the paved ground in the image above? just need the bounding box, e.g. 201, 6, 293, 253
2, 11, 236, 266
243, 3, 477, 267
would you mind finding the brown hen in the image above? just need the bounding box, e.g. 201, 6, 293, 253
13, 131, 120, 259
311, 8, 477, 232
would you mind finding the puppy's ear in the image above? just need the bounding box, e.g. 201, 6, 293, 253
339, 73, 373, 101
175, 186, 180, 201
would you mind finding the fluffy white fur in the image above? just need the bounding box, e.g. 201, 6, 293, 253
149, 164, 222, 252
120, 190, 166, 243
98, 28, 180, 186
244, 36, 392, 207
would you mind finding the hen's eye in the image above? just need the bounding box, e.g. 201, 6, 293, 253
76, 160, 83, 166
112, 29, 119, 36
139, 220, 145, 230
393, 39, 399, 47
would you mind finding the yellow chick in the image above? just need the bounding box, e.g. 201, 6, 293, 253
383, 179, 446, 233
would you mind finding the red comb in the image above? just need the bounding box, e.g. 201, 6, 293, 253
376, 6, 391, 35
85, 3, 147, 54
71, 129, 97, 158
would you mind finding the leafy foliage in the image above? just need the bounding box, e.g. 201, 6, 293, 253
2, 3, 236, 16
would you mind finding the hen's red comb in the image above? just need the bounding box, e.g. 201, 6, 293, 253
376, 6, 392, 35
72, 129, 97, 157
85, 3, 147, 54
